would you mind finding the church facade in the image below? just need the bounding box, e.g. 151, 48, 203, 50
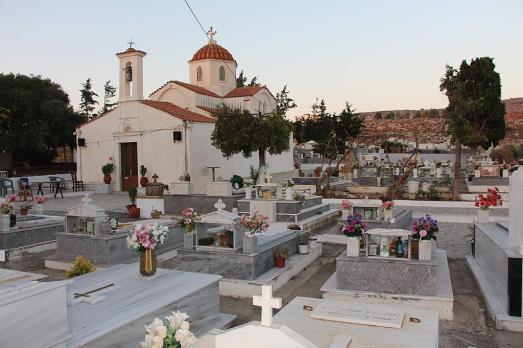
76, 33, 293, 193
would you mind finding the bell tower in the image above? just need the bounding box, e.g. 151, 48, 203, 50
116, 40, 146, 102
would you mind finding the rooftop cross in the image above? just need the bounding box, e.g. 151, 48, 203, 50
253, 285, 282, 327
207, 27, 217, 43
127, 38, 135, 48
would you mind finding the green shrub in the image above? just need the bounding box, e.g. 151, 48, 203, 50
66, 255, 95, 278
102, 163, 114, 175
128, 186, 138, 204
415, 188, 442, 201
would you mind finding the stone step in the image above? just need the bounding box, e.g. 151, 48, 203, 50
275, 203, 330, 223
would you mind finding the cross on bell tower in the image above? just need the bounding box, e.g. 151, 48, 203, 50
207, 27, 217, 44
127, 38, 135, 48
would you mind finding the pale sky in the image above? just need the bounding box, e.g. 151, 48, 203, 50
1, 0, 521, 118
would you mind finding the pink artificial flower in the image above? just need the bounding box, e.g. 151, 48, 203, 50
419, 230, 428, 238
7, 194, 17, 202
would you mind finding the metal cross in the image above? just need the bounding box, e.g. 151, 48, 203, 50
127, 38, 135, 48
253, 285, 282, 327
207, 27, 217, 43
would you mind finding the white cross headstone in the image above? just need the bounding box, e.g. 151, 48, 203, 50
253, 285, 282, 327
214, 199, 226, 212
81, 193, 92, 205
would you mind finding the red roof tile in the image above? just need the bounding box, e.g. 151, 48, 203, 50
141, 100, 215, 123
197, 106, 217, 114
172, 81, 220, 97
224, 86, 264, 98
190, 43, 235, 62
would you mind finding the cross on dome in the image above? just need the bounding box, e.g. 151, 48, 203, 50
253, 285, 282, 327
127, 38, 135, 48
207, 26, 217, 44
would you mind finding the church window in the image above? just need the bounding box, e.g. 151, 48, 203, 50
219, 66, 225, 81
197, 66, 203, 82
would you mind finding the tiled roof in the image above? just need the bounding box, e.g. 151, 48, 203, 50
149, 81, 220, 98
116, 47, 146, 56
190, 43, 235, 62
141, 100, 215, 123
224, 86, 264, 98
197, 106, 218, 114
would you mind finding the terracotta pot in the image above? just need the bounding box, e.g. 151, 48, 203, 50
20, 208, 29, 216
103, 174, 112, 184
129, 206, 141, 218
275, 257, 286, 268
140, 249, 156, 276
140, 176, 149, 188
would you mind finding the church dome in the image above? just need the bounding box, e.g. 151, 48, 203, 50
190, 42, 235, 62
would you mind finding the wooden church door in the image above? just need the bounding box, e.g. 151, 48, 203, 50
120, 142, 138, 191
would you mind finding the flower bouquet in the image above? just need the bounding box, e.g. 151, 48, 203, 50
340, 213, 367, 238
340, 199, 353, 219
412, 214, 439, 261
382, 200, 395, 220
19, 202, 32, 215
141, 311, 196, 348
175, 208, 198, 234
128, 223, 169, 276
341, 213, 366, 256
34, 195, 47, 204
240, 212, 269, 237
474, 187, 502, 210
1, 201, 13, 215
283, 178, 294, 188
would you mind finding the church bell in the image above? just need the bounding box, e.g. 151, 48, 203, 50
125, 66, 133, 81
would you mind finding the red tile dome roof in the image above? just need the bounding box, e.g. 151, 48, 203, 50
190, 42, 235, 63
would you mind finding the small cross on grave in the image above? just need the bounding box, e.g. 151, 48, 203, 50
214, 199, 226, 212
152, 174, 159, 183
81, 193, 92, 206
253, 285, 282, 327
266, 173, 272, 184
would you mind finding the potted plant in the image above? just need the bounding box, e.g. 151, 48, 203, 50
289, 225, 310, 254
150, 209, 161, 219
275, 248, 289, 268
175, 208, 198, 249
127, 223, 169, 276
341, 213, 367, 257
283, 178, 295, 200
230, 174, 244, 190
66, 255, 96, 278
412, 214, 439, 261
382, 200, 395, 221
139, 165, 149, 187
141, 311, 196, 348
474, 187, 502, 223
19, 202, 32, 216
292, 190, 306, 205
244, 179, 254, 200
102, 163, 114, 184
240, 212, 269, 254
340, 199, 353, 220
127, 187, 141, 218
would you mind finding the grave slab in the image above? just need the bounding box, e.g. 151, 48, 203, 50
273, 297, 439, 348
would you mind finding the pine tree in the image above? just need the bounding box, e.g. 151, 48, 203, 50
79, 78, 99, 121
98, 80, 117, 116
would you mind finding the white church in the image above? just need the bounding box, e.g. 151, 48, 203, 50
76, 30, 293, 193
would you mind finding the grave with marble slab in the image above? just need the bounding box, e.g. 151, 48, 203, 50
0, 213, 64, 261
467, 167, 523, 332
331, 199, 412, 231
0, 265, 235, 347
193, 285, 439, 348
176, 199, 302, 281
45, 194, 183, 270
0, 269, 69, 348
320, 227, 454, 320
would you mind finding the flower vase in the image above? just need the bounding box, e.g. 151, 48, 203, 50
376, 176, 382, 186
20, 208, 28, 216
285, 188, 294, 201
0, 214, 10, 232
419, 240, 432, 261
341, 207, 353, 220
36, 203, 44, 215
412, 168, 418, 178
346, 237, 360, 257
140, 249, 156, 276
184, 233, 195, 249
478, 209, 489, 223
411, 239, 419, 259
244, 187, 252, 200
243, 235, 258, 254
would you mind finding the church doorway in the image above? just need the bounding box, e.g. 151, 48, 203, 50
120, 142, 138, 191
